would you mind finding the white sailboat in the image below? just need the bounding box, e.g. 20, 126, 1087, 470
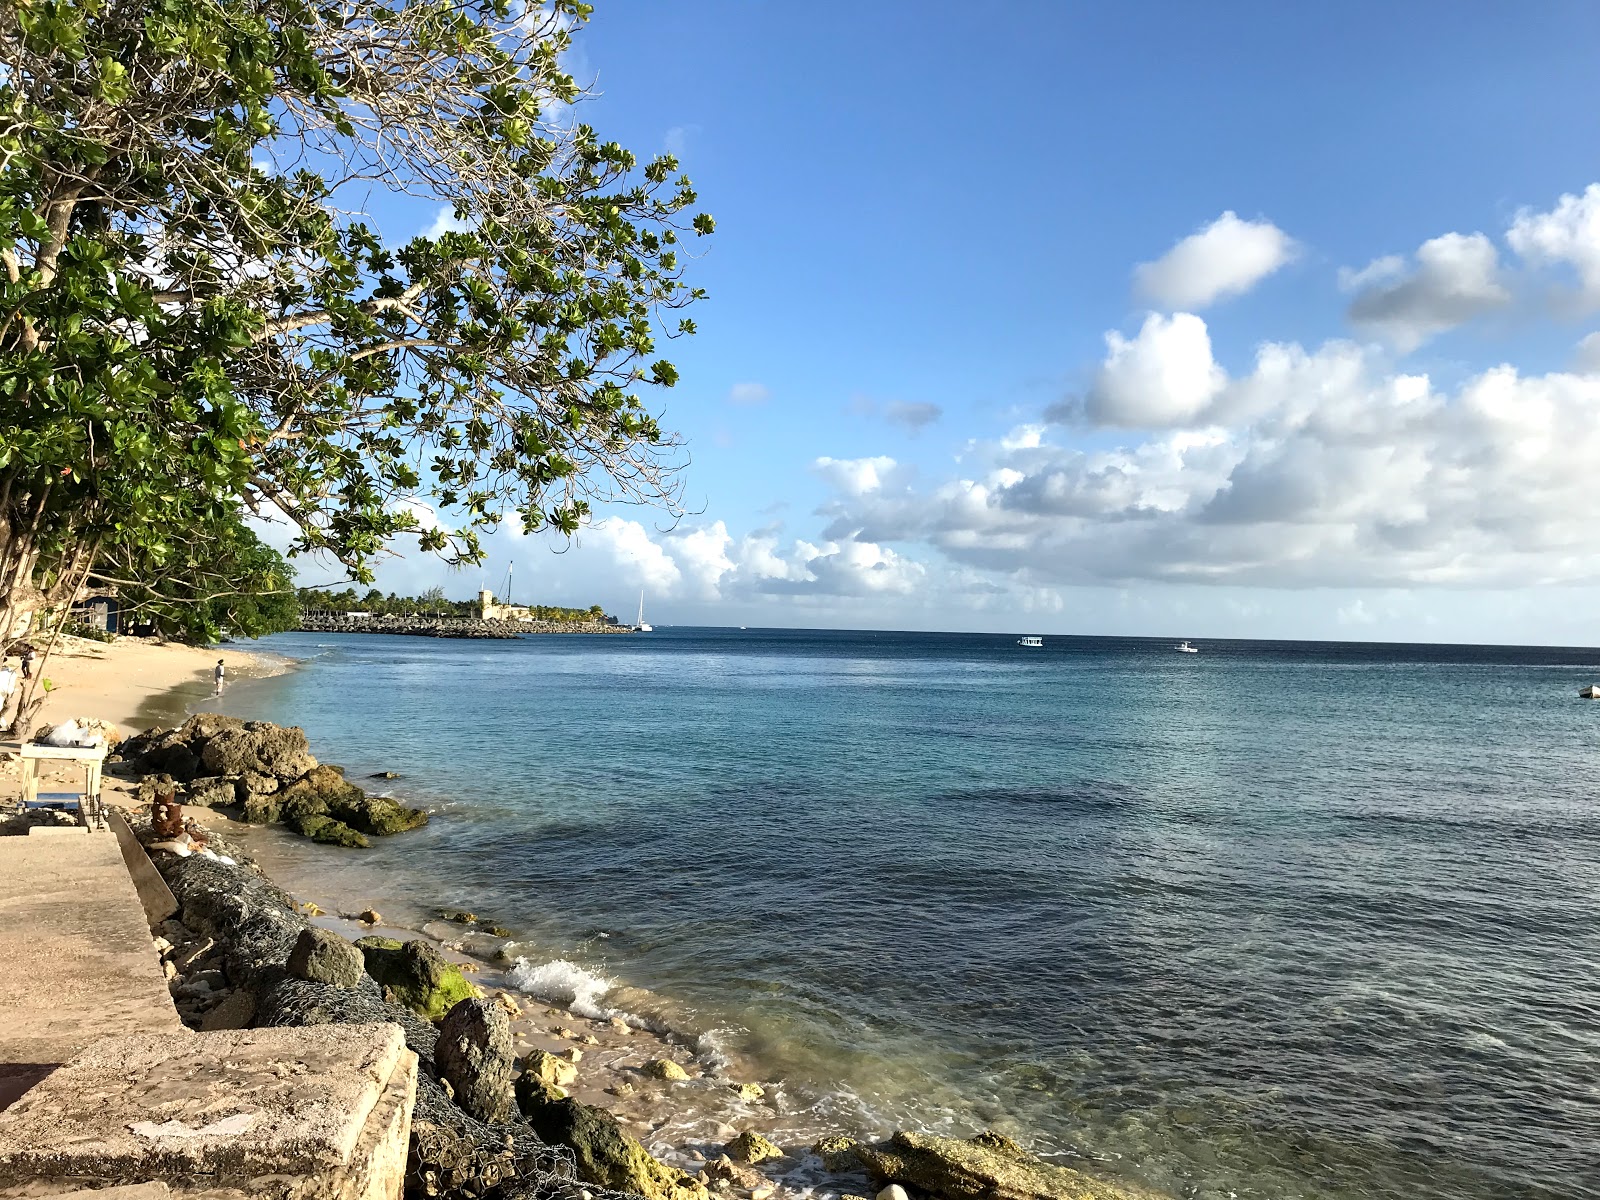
635, 590, 653, 633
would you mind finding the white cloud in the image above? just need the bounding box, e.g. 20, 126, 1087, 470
1134, 212, 1297, 309
1345, 232, 1509, 350
810, 338, 1600, 590
1507, 183, 1600, 304
422, 207, 476, 239
1085, 312, 1227, 428
727, 382, 771, 406
812, 455, 897, 496
585, 519, 683, 594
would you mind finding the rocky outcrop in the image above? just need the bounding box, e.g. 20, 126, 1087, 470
436, 998, 515, 1124
118, 714, 428, 849
854, 1131, 1166, 1200
357, 935, 481, 1020
280, 764, 428, 838
519, 1097, 707, 1200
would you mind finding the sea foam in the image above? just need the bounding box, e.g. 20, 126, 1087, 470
509, 957, 615, 1019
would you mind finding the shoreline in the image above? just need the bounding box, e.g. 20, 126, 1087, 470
13, 635, 1160, 1200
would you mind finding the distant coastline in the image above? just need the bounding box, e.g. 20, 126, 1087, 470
294, 613, 635, 639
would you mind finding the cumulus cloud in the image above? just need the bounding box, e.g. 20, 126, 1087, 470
809, 338, 1600, 590
1507, 183, 1600, 304
812, 455, 898, 496
885, 401, 943, 433
1345, 232, 1509, 350
727, 382, 771, 406
1085, 312, 1227, 428
1134, 212, 1297, 309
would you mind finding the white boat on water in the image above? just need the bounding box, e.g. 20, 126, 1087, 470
1018, 635, 1043, 648
635, 590, 653, 633
1176, 641, 1199, 654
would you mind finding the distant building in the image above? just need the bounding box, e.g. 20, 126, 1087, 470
478, 590, 532, 621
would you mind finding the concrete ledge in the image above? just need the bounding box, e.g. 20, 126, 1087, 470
107, 811, 179, 925
0, 1025, 414, 1200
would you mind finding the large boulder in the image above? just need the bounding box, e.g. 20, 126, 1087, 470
358, 936, 480, 1020
520, 1097, 708, 1200
198, 721, 317, 781
287, 927, 366, 988
436, 998, 514, 1123
854, 1131, 1166, 1200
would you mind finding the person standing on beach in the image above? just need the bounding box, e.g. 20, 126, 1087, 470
20, 646, 35, 679
213, 658, 226, 694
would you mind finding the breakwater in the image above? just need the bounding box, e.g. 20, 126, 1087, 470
295, 614, 633, 639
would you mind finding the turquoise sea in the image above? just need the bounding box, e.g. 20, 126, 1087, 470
217, 628, 1600, 1200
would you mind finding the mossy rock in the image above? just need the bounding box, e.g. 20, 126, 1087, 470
358, 936, 479, 1020
292, 812, 370, 848
279, 765, 427, 837
355, 935, 404, 952
337, 792, 428, 836
520, 1097, 707, 1200
239, 793, 281, 824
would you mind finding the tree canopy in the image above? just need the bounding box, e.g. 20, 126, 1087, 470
0, 0, 711, 661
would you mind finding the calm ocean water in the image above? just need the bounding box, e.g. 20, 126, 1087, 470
218, 629, 1600, 1200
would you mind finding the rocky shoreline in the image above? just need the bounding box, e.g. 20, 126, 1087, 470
89, 713, 1165, 1200
117, 713, 430, 848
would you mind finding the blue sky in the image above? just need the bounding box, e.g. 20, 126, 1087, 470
324, 1, 1600, 642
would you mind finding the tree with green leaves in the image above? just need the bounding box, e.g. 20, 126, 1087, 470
96, 509, 301, 643
0, 0, 710, 731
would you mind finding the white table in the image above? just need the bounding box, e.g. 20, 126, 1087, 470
16, 742, 108, 828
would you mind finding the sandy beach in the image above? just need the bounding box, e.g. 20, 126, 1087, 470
2, 637, 278, 803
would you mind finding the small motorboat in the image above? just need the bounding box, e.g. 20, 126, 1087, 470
1018, 636, 1043, 648
1176, 641, 1199, 654
1580, 684, 1600, 699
